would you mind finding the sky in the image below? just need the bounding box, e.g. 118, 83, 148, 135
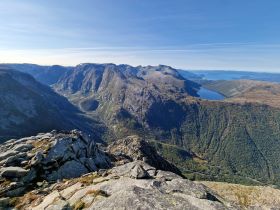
1, 0, 280, 71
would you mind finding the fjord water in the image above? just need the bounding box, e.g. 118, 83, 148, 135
197, 87, 225, 100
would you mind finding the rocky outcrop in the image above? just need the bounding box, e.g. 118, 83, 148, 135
0, 130, 239, 209
107, 135, 181, 175
3, 161, 235, 210
0, 130, 110, 198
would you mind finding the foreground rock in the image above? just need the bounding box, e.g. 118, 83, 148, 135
5, 161, 235, 210
0, 130, 111, 199
0, 131, 238, 209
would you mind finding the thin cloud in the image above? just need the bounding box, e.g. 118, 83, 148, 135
1, 43, 280, 72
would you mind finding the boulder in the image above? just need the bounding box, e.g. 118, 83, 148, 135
22, 168, 37, 183
130, 163, 149, 179
156, 170, 182, 181
84, 158, 98, 171
13, 143, 33, 152
0, 167, 29, 178
30, 152, 44, 166
55, 160, 89, 180
44, 137, 72, 163
0, 151, 19, 161
4, 152, 28, 167
5, 186, 27, 197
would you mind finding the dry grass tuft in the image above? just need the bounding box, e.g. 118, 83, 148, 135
14, 192, 41, 209
77, 173, 100, 186
73, 199, 85, 210
31, 139, 51, 152
85, 189, 109, 197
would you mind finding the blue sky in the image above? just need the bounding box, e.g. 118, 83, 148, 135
1, 0, 280, 71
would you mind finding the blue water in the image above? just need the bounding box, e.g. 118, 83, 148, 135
197, 87, 225, 100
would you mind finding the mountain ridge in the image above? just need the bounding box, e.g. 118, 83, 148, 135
3, 63, 280, 187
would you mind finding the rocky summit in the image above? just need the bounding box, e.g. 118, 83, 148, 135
0, 130, 110, 199
0, 130, 237, 210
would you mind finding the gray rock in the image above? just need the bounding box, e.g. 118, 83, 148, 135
89, 184, 227, 210
156, 170, 182, 181
110, 161, 157, 179
13, 143, 33, 152
0, 167, 29, 178
45, 199, 71, 210
5, 186, 27, 197
22, 168, 37, 183
45, 137, 72, 163
0, 151, 19, 161
3, 152, 27, 167
164, 179, 208, 199
46, 171, 59, 181
30, 151, 44, 166
71, 139, 86, 158
130, 163, 149, 179
85, 158, 98, 171
87, 140, 96, 157
52, 160, 89, 180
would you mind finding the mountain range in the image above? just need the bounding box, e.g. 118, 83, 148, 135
1, 63, 280, 188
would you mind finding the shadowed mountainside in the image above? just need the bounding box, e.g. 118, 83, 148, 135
0, 67, 105, 142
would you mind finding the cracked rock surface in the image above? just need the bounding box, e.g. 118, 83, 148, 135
4, 161, 236, 210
